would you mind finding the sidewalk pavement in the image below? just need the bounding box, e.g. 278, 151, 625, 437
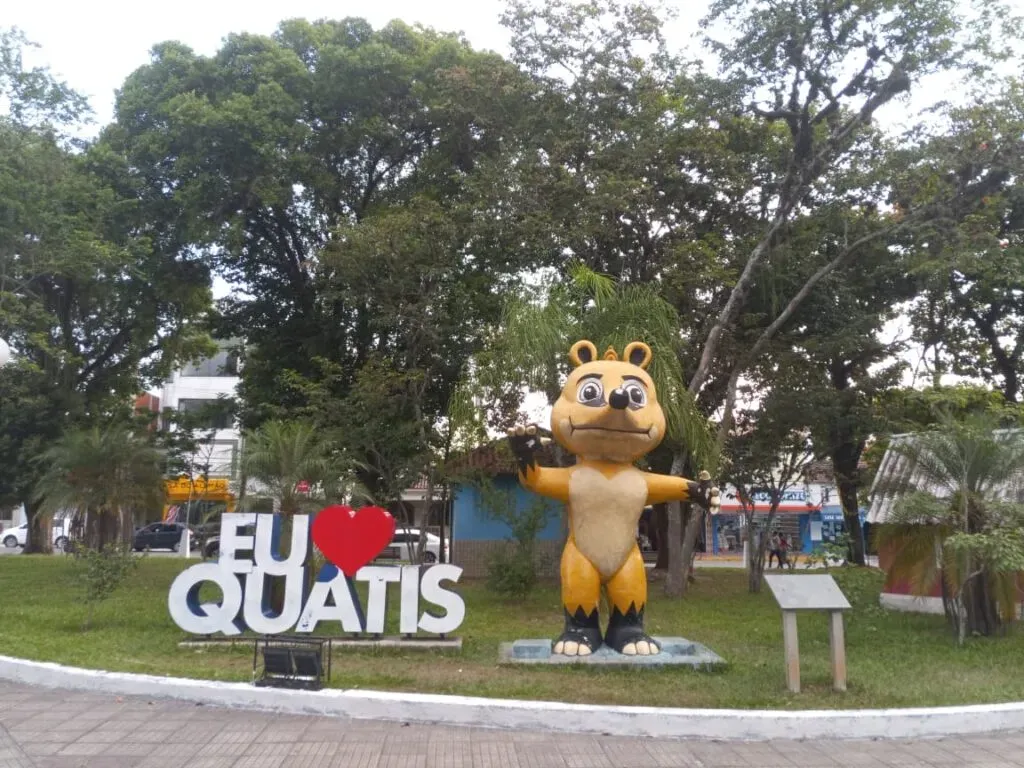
2, 681, 1024, 768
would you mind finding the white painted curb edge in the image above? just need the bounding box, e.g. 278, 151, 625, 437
1, 654, 1022, 741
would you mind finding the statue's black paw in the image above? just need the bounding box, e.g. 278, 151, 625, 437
553, 627, 602, 656
688, 471, 721, 513
606, 630, 660, 656
506, 423, 543, 473
554, 606, 602, 656
605, 603, 659, 656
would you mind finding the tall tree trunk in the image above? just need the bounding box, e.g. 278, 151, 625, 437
22, 499, 53, 554
668, 451, 708, 596
746, 517, 763, 593
832, 443, 866, 566
962, 573, 1001, 637
837, 477, 866, 566
652, 503, 668, 571
119, 506, 135, 545
665, 500, 684, 596
747, 511, 777, 593
677, 505, 704, 594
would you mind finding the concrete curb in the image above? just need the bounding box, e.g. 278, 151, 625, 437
1, 654, 1023, 741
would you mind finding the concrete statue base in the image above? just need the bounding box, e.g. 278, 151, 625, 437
498, 637, 725, 668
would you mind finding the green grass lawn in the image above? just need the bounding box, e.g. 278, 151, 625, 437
1, 555, 1023, 710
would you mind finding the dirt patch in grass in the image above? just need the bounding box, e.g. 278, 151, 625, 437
1, 556, 1022, 709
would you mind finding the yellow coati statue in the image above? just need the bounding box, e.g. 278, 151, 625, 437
507, 340, 720, 656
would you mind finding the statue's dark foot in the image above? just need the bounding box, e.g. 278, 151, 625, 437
605, 603, 659, 656
553, 607, 602, 656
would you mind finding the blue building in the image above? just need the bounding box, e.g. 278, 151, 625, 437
711, 485, 866, 556
448, 443, 567, 578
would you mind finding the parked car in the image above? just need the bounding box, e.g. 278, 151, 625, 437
378, 528, 449, 564
132, 522, 192, 552
200, 523, 255, 560
2, 521, 72, 549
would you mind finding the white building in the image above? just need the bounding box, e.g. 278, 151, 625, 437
156, 341, 243, 481
150, 342, 442, 520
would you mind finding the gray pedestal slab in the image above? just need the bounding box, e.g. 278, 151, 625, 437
498, 637, 725, 668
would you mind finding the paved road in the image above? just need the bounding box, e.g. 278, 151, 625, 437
0, 547, 193, 558
2, 681, 1024, 767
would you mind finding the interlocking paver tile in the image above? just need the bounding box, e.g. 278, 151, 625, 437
471, 741, 521, 768
426, 742, 475, 768
195, 739, 250, 757
245, 742, 294, 758
75, 728, 133, 743
379, 756, 427, 768
135, 756, 195, 768
643, 742, 706, 768
181, 759, 238, 768
0, 721, 33, 768
101, 741, 159, 757
290, 740, 340, 757
515, 745, 568, 768
56, 740, 108, 756
234, 757, 287, 768
331, 742, 384, 767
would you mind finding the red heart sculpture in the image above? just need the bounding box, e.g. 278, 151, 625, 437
311, 505, 396, 577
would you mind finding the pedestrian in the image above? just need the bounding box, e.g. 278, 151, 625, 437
778, 534, 790, 569
767, 532, 780, 568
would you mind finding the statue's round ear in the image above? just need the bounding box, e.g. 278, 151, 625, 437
569, 340, 598, 367
623, 341, 653, 369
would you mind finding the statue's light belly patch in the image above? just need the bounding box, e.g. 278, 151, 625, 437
569, 466, 647, 579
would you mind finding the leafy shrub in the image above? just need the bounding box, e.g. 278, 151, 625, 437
487, 543, 543, 597
473, 478, 553, 598
804, 532, 852, 570
76, 543, 142, 630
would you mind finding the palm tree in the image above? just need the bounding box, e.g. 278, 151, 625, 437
240, 420, 356, 610
240, 420, 352, 516
35, 424, 166, 550
490, 264, 710, 457
874, 409, 1024, 643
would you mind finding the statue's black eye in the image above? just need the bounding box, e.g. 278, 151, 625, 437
623, 381, 647, 408
576, 378, 604, 405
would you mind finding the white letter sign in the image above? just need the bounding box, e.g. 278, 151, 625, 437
167, 512, 467, 639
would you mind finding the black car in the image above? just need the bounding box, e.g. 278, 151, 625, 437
132, 522, 191, 552
201, 523, 255, 560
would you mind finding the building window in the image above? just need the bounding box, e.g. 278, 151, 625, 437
177, 399, 234, 430
180, 350, 239, 377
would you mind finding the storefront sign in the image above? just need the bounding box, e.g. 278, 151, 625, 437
751, 489, 807, 503
167, 506, 465, 637
165, 477, 231, 497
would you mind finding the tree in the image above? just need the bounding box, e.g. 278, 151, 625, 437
874, 409, 1024, 643
499, 0, 1014, 594
746, 211, 918, 565
34, 424, 167, 549
239, 420, 350, 516
240, 419, 356, 609
903, 84, 1024, 401
723, 396, 814, 592
105, 20, 540, 506
0, 29, 213, 551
